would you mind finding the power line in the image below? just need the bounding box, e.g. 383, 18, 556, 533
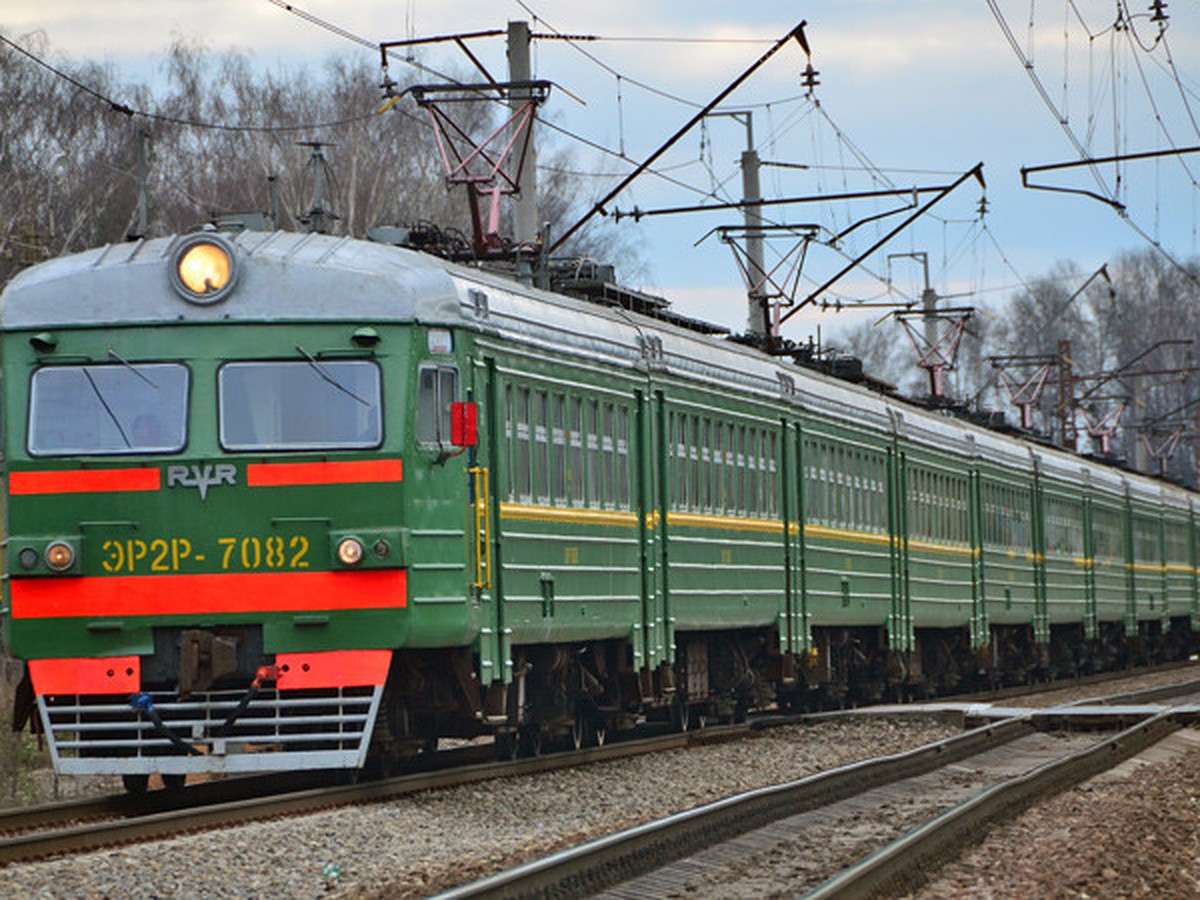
511, 0, 809, 114
986, 0, 1200, 287
572, 35, 776, 45
1118, 22, 1200, 191
0, 33, 377, 133
511, 0, 702, 108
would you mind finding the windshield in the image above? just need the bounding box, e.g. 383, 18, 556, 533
218, 360, 382, 451
28, 363, 190, 456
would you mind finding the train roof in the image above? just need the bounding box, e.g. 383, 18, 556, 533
2, 230, 1194, 509
0, 230, 461, 329
443, 261, 1194, 508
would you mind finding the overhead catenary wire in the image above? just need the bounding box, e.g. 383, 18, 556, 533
8, 3, 1102, 329
512, 0, 700, 108
512, 0, 811, 114
986, 0, 1200, 288
1118, 24, 1200, 191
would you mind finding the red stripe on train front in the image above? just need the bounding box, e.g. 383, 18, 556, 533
29, 656, 141, 695
274, 649, 392, 689
27, 650, 391, 695
10, 468, 161, 495
10, 569, 406, 619
247, 459, 402, 487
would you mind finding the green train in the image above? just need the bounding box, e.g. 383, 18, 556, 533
3, 228, 1196, 785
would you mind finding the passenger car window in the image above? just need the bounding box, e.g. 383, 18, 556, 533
219, 360, 382, 451
29, 363, 189, 456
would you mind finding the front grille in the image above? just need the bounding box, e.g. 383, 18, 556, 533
37, 686, 383, 776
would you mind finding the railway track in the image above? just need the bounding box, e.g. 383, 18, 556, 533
434, 678, 1200, 899
4, 665, 1197, 877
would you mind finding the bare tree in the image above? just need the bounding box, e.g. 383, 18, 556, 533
1, 33, 643, 285
0, 30, 153, 281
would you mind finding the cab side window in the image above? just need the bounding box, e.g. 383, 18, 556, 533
416, 363, 459, 445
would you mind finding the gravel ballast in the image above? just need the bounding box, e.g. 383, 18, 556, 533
914, 727, 1200, 899
5, 666, 1199, 897
0, 718, 957, 898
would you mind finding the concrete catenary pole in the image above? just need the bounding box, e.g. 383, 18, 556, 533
508, 21, 539, 246
741, 115, 769, 339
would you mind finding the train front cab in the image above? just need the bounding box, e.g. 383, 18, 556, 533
0, 237, 464, 783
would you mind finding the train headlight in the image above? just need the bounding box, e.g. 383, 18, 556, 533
45, 541, 75, 572
336, 537, 365, 567
170, 233, 238, 305
17, 548, 40, 570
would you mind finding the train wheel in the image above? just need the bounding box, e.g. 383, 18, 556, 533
122, 774, 149, 795
519, 726, 543, 757
494, 731, 519, 761
669, 695, 689, 733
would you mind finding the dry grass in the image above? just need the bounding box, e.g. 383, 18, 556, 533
0, 655, 122, 807
0, 654, 49, 806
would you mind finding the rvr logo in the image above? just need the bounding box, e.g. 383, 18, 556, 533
166, 464, 237, 500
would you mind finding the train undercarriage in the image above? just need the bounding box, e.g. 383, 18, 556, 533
15, 613, 1197, 784
360, 611, 1200, 772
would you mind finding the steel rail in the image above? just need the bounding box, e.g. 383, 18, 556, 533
433, 716, 1037, 899
808, 711, 1182, 898
0, 740, 501, 840
6, 661, 1194, 849
0, 727, 741, 866
0, 770, 325, 837
434, 675, 1200, 899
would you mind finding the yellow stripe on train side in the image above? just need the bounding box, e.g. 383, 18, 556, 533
805, 523, 892, 548
668, 512, 793, 534
500, 503, 975, 558
499, 503, 639, 528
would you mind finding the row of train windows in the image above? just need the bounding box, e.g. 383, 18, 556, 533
667, 412, 778, 518
502, 385, 632, 510
805, 441, 887, 533
1042, 502, 1190, 562
909, 467, 969, 545
982, 484, 1030, 549
1045, 497, 1084, 556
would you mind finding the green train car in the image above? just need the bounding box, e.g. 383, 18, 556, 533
3, 229, 1197, 785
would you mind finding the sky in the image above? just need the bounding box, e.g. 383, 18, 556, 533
6, 1, 1200, 345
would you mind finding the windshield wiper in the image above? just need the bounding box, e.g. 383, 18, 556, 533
107, 347, 159, 389
295, 346, 371, 407
82, 368, 133, 447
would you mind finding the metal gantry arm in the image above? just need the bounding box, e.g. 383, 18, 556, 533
777, 162, 986, 325
547, 20, 812, 255
1021, 145, 1200, 212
